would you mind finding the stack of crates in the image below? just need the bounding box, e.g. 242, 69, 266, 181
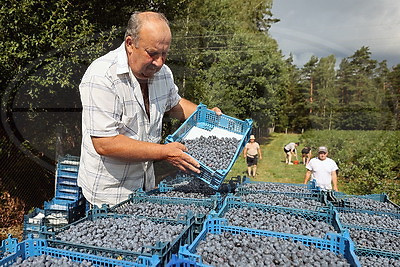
23, 155, 87, 238
55, 155, 81, 201
45, 155, 86, 230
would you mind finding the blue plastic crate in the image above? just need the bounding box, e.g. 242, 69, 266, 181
166, 254, 198, 267
341, 221, 400, 238
56, 155, 80, 174
216, 196, 345, 235
57, 163, 79, 173
111, 190, 222, 212
55, 184, 82, 201
332, 193, 400, 215
235, 190, 328, 210
165, 104, 252, 190
337, 206, 400, 230
236, 180, 320, 199
344, 225, 400, 262
238, 179, 318, 194
43, 197, 86, 228
355, 246, 400, 261
236, 186, 323, 202
23, 208, 45, 239
337, 208, 400, 236
110, 190, 222, 233
157, 173, 195, 193
0, 235, 18, 260
58, 154, 80, 162
175, 218, 360, 267
41, 207, 196, 266
56, 176, 78, 187
0, 236, 156, 267
56, 170, 78, 179
155, 173, 241, 197
336, 206, 400, 221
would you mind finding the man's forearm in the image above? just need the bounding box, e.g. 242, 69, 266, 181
304, 170, 311, 184
91, 135, 169, 162
91, 134, 201, 173
167, 98, 197, 121
332, 171, 338, 191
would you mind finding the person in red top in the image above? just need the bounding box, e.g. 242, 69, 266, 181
243, 135, 262, 179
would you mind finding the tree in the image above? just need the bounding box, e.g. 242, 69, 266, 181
301, 56, 319, 116
280, 55, 309, 132
167, 0, 288, 132
312, 55, 337, 129
335, 47, 380, 130
386, 64, 400, 129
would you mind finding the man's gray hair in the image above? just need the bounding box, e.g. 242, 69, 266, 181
125, 11, 169, 47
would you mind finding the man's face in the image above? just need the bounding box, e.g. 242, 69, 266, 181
126, 19, 171, 80
318, 151, 328, 160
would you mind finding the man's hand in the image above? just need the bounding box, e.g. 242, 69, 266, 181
210, 107, 222, 116
164, 142, 200, 173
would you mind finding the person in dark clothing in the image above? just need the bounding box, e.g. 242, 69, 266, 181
301, 147, 312, 165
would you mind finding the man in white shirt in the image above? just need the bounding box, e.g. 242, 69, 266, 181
78, 11, 221, 207
304, 146, 338, 191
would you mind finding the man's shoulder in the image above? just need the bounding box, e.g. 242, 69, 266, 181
326, 157, 338, 165
87, 45, 123, 74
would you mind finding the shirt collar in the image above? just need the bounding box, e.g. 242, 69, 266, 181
116, 42, 129, 75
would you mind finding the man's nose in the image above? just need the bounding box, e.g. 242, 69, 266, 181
152, 55, 165, 68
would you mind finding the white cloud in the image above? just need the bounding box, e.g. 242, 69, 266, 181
270, 0, 400, 68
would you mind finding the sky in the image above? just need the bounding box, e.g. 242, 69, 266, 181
269, 0, 400, 68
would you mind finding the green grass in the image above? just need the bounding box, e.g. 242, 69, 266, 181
228, 133, 306, 184
228, 132, 351, 191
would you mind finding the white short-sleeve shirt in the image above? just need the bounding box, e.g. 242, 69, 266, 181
306, 157, 338, 190
78, 42, 181, 207
284, 143, 296, 151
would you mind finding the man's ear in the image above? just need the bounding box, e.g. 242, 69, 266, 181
125, 36, 135, 53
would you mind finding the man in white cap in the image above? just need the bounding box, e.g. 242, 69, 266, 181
243, 135, 262, 179
304, 146, 339, 191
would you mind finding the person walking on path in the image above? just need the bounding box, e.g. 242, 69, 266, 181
243, 135, 262, 179
304, 146, 339, 191
301, 146, 312, 165
283, 142, 299, 165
